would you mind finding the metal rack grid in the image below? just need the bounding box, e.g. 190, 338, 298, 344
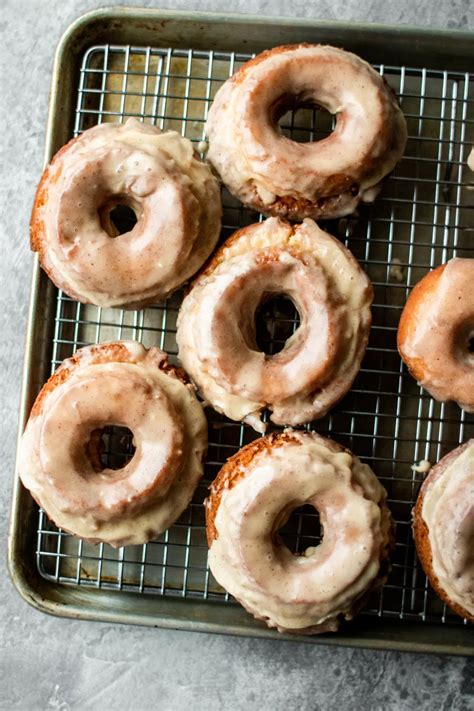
35, 43, 474, 627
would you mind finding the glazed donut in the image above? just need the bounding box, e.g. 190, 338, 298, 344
413, 441, 474, 622
398, 258, 474, 411
18, 341, 207, 547
205, 44, 407, 221
30, 118, 221, 308
206, 430, 393, 634
176, 217, 373, 432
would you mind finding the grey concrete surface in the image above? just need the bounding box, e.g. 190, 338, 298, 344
1, 1, 473, 709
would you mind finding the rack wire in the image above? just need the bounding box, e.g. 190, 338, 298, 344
36, 43, 473, 627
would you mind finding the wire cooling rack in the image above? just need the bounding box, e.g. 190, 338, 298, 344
35, 43, 474, 628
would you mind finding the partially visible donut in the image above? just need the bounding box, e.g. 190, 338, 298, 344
30, 119, 221, 308
468, 147, 474, 172
413, 440, 474, 622
176, 217, 373, 432
205, 44, 407, 221
18, 341, 207, 547
206, 430, 394, 634
398, 258, 474, 411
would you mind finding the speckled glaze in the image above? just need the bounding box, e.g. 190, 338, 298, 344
206, 430, 393, 634
414, 440, 474, 620
30, 119, 221, 308
18, 341, 208, 547
205, 44, 407, 221
398, 259, 474, 412
177, 217, 373, 431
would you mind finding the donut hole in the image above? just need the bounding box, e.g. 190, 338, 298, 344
255, 294, 300, 355
86, 425, 136, 472
276, 98, 335, 144
109, 204, 138, 235
454, 322, 474, 361
99, 197, 140, 237
276, 504, 323, 556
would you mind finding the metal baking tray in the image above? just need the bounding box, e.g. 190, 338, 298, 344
8, 7, 474, 655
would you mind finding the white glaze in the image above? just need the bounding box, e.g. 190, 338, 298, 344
208, 431, 392, 633
19, 341, 207, 547
205, 44, 407, 220
422, 441, 474, 617
176, 217, 372, 430
33, 119, 221, 308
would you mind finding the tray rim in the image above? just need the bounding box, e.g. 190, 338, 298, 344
8, 5, 474, 657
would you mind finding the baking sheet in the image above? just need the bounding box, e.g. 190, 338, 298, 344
9, 8, 474, 655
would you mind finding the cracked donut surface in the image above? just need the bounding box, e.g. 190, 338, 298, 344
18, 341, 207, 547
205, 44, 407, 221
413, 440, 474, 622
205, 430, 394, 634
30, 118, 221, 308
176, 217, 373, 432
